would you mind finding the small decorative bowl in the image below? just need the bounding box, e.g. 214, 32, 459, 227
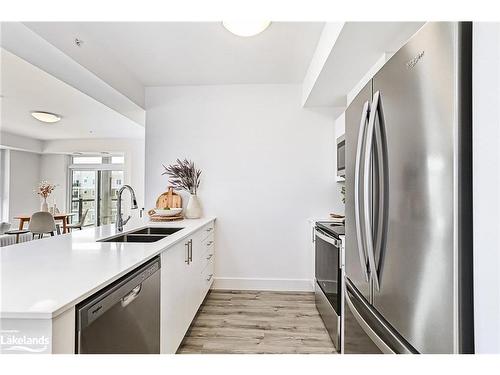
150, 208, 183, 217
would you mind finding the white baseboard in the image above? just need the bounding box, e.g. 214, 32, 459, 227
212, 277, 314, 292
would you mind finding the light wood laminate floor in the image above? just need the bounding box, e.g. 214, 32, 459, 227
178, 290, 337, 354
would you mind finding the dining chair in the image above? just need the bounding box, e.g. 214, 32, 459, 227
67, 209, 89, 232
29, 212, 57, 239
0, 222, 11, 234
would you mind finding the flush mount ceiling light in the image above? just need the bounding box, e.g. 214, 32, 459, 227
31, 111, 61, 123
222, 21, 271, 37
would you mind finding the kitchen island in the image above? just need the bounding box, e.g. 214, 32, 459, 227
0, 216, 216, 354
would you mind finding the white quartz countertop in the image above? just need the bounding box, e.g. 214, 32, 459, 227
0, 216, 216, 320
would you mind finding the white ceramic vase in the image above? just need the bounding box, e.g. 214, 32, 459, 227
185, 194, 202, 219
41, 198, 49, 212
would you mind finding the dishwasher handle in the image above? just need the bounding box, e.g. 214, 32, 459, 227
121, 284, 142, 307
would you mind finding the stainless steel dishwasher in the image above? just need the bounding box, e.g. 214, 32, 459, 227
76, 256, 161, 354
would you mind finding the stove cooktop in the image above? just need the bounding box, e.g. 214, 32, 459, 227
316, 221, 345, 237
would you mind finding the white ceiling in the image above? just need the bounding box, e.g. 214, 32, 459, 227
1, 22, 146, 124
24, 22, 325, 88
0, 48, 145, 140
2, 22, 426, 143
303, 22, 425, 107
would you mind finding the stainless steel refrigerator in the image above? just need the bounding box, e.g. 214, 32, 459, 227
343, 22, 474, 354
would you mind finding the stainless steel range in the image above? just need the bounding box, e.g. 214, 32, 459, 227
314, 222, 345, 351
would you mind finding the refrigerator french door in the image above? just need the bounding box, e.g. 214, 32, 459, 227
345, 82, 372, 304
344, 22, 474, 354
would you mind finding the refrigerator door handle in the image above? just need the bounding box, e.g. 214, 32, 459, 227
372, 90, 389, 291
363, 92, 380, 291
354, 100, 370, 282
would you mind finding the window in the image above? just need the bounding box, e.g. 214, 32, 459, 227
69, 155, 125, 227
70, 170, 97, 226
72, 156, 103, 164
111, 156, 125, 164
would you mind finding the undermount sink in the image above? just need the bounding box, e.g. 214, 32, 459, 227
98, 227, 184, 243
131, 227, 184, 235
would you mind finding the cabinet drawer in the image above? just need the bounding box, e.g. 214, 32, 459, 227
201, 222, 215, 240
202, 247, 215, 270
202, 233, 215, 252
202, 257, 215, 289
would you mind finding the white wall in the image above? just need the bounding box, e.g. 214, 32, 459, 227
146, 84, 338, 291
0, 149, 10, 222
39, 154, 70, 212
472, 22, 500, 354
0, 133, 65, 224
0, 130, 43, 153
8, 150, 41, 225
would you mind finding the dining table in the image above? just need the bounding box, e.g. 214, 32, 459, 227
14, 213, 76, 234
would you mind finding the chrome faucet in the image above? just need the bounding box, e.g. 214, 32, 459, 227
116, 185, 138, 232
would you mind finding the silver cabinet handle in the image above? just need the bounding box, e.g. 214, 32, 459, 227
206, 274, 213, 282
206, 253, 213, 260
206, 227, 213, 232
355, 100, 370, 282
206, 240, 213, 247
364, 91, 381, 291
188, 239, 193, 263
185, 241, 190, 264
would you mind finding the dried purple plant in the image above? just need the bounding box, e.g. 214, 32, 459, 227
162, 158, 201, 195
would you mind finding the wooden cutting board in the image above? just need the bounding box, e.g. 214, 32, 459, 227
156, 187, 182, 209
149, 214, 183, 222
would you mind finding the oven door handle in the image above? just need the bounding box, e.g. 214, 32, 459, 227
315, 228, 342, 248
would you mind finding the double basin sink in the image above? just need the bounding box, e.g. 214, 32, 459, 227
98, 227, 184, 243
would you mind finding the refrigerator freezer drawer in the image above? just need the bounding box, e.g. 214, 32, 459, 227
345, 279, 417, 354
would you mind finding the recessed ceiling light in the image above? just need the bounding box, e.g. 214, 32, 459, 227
222, 21, 271, 37
31, 111, 61, 123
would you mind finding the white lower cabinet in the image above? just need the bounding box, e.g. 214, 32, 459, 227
160, 221, 215, 353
